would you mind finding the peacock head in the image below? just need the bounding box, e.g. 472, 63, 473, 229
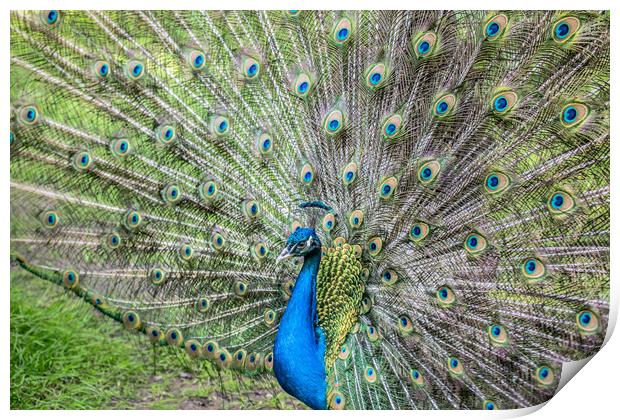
277, 227, 322, 262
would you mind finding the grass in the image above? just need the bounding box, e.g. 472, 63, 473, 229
10, 272, 305, 410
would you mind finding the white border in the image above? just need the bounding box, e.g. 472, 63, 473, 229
2, 2, 617, 419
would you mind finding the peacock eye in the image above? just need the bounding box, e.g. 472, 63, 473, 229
521, 257, 546, 282
341, 161, 358, 185
382, 114, 403, 139
535, 366, 555, 386
72, 151, 94, 172
576, 309, 600, 335
378, 176, 398, 199
299, 163, 315, 185
18, 105, 40, 125
323, 108, 345, 135
125, 60, 145, 80
561, 103, 589, 127
552, 16, 580, 43
41, 10, 61, 27
414, 32, 437, 58
365, 62, 388, 90
211, 115, 230, 136
110, 138, 131, 158
408, 221, 430, 242
417, 160, 441, 185
255, 131, 274, 157
241, 55, 260, 79
332, 17, 352, 45
484, 171, 511, 194
484, 14, 508, 40
292, 72, 313, 98
187, 49, 206, 70
156, 124, 176, 145
492, 91, 518, 114
464, 232, 488, 255
547, 190, 576, 215
433, 94, 456, 117
93, 60, 110, 79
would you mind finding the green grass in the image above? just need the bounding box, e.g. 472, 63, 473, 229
10, 272, 304, 410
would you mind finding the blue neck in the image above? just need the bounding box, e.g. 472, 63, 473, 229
274, 249, 327, 409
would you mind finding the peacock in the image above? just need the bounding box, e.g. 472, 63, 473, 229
10, 10, 610, 410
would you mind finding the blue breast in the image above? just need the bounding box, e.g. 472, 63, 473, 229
273, 250, 327, 409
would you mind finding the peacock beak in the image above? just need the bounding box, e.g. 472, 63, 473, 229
276, 246, 294, 263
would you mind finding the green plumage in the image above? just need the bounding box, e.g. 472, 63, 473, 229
10, 9, 609, 410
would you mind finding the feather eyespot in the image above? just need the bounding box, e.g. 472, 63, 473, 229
436, 285, 456, 307
322, 213, 336, 232
146, 326, 163, 343
123, 210, 142, 230
561, 103, 589, 127
161, 184, 182, 204
534, 366, 555, 386
156, 124, 176, 145
149, 267, 166, 285
484, 171, 511, 194
521, 258, 546, 282
576, 309, 600, 335
255, 131, 274, 157
433, 94, 456, 117
233, 349, 247, 368
122, 311, 141, 330
93, 60, 110, 79
329, 392, 346, 409
110, 138, 131, 158
348, 210, 364, 228
332, 17, 352, 45
211, 115, 230, 136
196, 297, 210, 313
364, 366, 378, 383
62, 270, 79, 289
484, 14, 508, 40
417, 160, 441, 185
338, 344, 350, 360
342, 161, 358, 185
323, 109, 345, 135
299, 163, 315, 185
381, 269, 398, 286
398, 315, 414, 335
264, 308, 276, 325
39, 210, 59, 229
125, 60, 145, 80
488, 324, 509, 346
553, 17, 580, 43
41, 10, 61, 27
242, 199, 261, 220
547, 190, 576, 215
179, 243, 194, 261
264, 352, 274, 370
382, 114, 403, 139
447, 357, 464, 377
483, 400, 498, 410
72, 151, 93, 172
185, 339, 202, 358
492, 91, 518, 113
414, 32, 437, 57
18, 105, 40, 125
365, 63, 388, 89
410, 369, 425, 387
408, 222, 430, 242
199, 180, 218, 202
366, 325, 380, 342
241, 55, 260, 79
292, 72, 313, 98
234, 281, 249, 297
464, 232, 487, 255
186, 49, 207, 71
378, 176, 398, 199
104, 231, 122, 250
367, 237, 383, 257
211, 231, 225, 252
203, 340, 219, 359
166, 328, 184, 346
